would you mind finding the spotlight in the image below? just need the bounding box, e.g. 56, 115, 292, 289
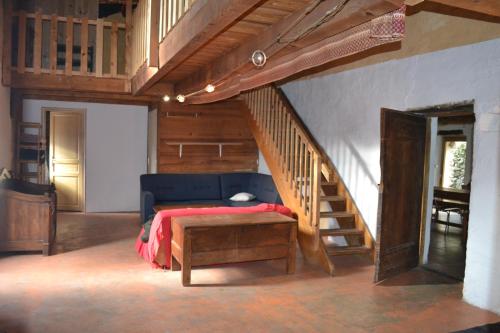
251, 50, 267, 67
205, 84, 215, 93
176, 94, 186, 103
162, 95, 170, 102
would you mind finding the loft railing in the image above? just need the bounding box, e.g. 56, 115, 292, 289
130, 0, 197, 77
242, 86, 323, 228
131, 0, 151, 76
10, 11, 128, 78
159, 0, 197, 42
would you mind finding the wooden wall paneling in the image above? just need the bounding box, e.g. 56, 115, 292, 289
157, 100, 258, 173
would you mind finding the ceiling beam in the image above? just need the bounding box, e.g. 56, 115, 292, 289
18, 89, 157, 106
426, 0, 500, 17
131, 0, 264, 95
11, 72, 131, 94
175, 0, 403, 95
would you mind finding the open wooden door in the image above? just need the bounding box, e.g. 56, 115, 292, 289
374, 108, 429, 282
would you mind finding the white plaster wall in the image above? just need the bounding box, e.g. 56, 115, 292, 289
258, 150, 271, 175
147, 108, 158, 174
23, 100, 148, 212
282, 38, 500, 313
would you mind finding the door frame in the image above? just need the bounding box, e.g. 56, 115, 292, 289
409, 104, 474, 265
42, 107, 86, 212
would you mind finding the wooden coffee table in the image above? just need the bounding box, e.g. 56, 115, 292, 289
170, 212, 297, 286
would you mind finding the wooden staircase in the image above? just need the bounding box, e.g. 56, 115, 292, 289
242, 85, 374, 275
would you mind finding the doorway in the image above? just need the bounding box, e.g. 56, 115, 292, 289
375, 104, 474, 282
423, 111, 474, 280
43, 108, 86, 212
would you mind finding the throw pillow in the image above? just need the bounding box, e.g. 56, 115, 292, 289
230, 192, 256, 202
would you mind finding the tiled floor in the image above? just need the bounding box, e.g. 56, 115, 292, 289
0, 212, 498, 333
426, 212, 466, 280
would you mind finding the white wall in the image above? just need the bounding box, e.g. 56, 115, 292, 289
147, 108, 157, 174
258, 150, 271, 175
282, 38, 500, 313
23, 100, 148, 212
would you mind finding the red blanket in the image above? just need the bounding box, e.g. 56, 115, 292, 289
135, 203, 292, 268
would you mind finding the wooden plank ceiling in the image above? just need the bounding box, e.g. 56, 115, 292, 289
162, 0, 312, 83
136, 0, 500, 104
139, 0, 406, 102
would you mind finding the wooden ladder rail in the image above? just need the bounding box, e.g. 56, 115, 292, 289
242, 86, 334, 274
275, 87, 376, 259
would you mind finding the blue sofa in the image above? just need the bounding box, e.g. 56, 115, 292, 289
140, 173, 282, 224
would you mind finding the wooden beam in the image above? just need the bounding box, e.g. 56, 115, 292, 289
18, 89, 157, 106
427, 0, 500, 17
144, 81, 175, 97
11, 72, 131, 94
131, 0, 264, 95
175, 0, 402, 94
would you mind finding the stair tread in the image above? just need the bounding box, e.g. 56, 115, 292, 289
326, 245, 371, 256
320, 228, 363, 236
321, 195, 344, 202
321, 180, 337, 186
320, 211, 354, 218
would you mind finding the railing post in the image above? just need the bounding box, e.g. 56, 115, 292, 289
95, 19, 103, 77
33, 11, 42, 74
50, 15, 57, 74
81, 17, 88, 75
125, 0, 132, 76
149, 0, 160, 67
312, 152, 322, 227
65, 16, 74, 76
110, 22, 118, 76
17, 11, 26, 74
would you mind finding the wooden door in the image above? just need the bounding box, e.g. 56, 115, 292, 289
49, 111, 85, 211
374, 108, 428, 282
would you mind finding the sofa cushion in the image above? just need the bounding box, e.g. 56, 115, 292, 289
156, 200, 225, 207
220, 173, 252, 199
141, 174, 221, 201
248, 174, 281, 204
222, 199, 262, 207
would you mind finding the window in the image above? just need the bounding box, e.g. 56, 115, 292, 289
441, 137, 467, 189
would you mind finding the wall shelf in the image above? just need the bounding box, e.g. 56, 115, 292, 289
163, 141, 245, 158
